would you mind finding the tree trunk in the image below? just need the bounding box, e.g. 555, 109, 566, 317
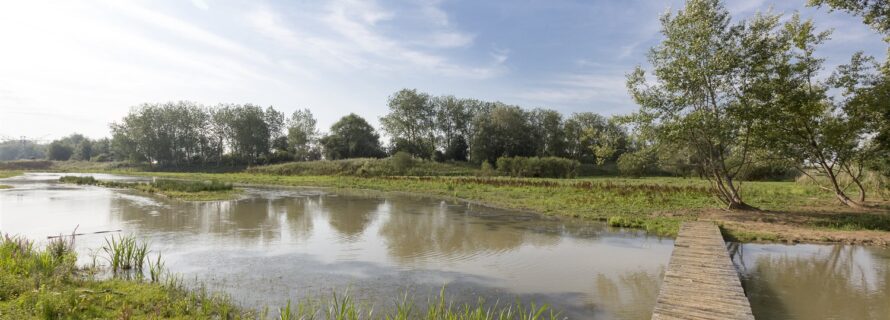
824, 168, 865, 209
712, 172, 758, 211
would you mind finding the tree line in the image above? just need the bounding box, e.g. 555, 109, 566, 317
2, 0, 886, 210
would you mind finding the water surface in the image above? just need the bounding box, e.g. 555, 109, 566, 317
3, 173, 889, 319
1, 173, 669, 319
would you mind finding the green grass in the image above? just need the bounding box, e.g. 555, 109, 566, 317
1, 234, 563, 319
0, 170, 22, 179
249, 157, 479, 177
99, 172, 839, 237
0, 185, 11, 189
59, 176, 239, 201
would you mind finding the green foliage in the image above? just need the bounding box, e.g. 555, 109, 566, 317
248, 158, 477, 177
617, 151, 657, 178
808, 0, 890, 38
46, 141, 73, 161
390, 151, 415, 175
382, 89, 437, 159
627, 0, 792, 209
287, 108, 321, 161
101, 235, 149, 274
320, 114, 386, 160
59, 176, 98, 184
0, 140, 44, 161
470, 104, 537, 164
495, 157, 580, 178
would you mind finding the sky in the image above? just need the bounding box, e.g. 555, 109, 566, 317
0, 0, 886, 141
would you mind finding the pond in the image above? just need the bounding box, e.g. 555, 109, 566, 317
1, 173, 888, 319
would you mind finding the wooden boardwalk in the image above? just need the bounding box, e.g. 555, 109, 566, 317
651, 221, 754, 320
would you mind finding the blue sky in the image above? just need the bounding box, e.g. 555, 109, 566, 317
0, 0, 886, 140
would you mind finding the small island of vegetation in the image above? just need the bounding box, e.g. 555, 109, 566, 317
58, 176, 240, 201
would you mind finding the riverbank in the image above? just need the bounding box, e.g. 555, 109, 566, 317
0, 234, 562, 319
2, 166, 889, 245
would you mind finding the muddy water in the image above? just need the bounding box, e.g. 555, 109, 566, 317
732, 243, 890, 320
0, 173, 669, 319
3, 173, 889, 319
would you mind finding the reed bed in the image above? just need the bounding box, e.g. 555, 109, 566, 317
101, 234, 149, 274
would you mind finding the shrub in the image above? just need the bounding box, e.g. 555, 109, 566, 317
389, 152, 415, 175
737, 162, 799, 181
617, 151, 656, 177
494, 156, 579, 178
247, 158, 477, 177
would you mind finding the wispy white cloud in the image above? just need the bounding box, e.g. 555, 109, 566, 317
190, 0, 209, 11
246, 0, 499, 79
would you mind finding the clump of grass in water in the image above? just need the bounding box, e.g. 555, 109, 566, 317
101, 234, 149, 275
59, 175, 98, 185
150, 179, 233, 192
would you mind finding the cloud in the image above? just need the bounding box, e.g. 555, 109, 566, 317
246, 0, 498, 79
190, 0, 209, 11
517, 72, 631, 111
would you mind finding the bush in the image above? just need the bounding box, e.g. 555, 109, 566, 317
389, 152, 415, 174
617, 151, 656, 177
247, 158, 477, 177
737, 162, 799, 181
494, 156, 579, 178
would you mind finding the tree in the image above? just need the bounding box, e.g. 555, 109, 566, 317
757, 16, 871, 207
46, 141, 73, 161
470, 104, 536, 164
433, 95, 475, 161
808, 0, 890, 39
381, 89, 437, 158
320, 114, 385, 160
626, 0, 787, 210
528, 109, 566, 158
564, 113, 626, 164
810, 0, 890, 179
287, 108, 321, 161
71, 140, 93, 161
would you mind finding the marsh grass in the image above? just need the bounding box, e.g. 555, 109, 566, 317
101, 234, 149, 275
59, 176, 238, 201
3, 233, 567, 319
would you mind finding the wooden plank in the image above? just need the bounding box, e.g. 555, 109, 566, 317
651, 221, 754, 320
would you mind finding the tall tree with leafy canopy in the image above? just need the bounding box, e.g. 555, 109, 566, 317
287, 108, 321, 161
810, 0, 890, 180
320, 114, 385, 160
627, 0, 787, 210
758, 15, 871, 207
469, 104, 536, 164
381, 89, 437, 159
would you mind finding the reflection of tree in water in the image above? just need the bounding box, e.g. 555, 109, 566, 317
320, 196, 381, 240
274, 196, 315, 242
591, 269, 662, 320
738, 245, 890, 320
378, 199, 548, 263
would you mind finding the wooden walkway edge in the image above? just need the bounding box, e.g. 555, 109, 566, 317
651, 221, 754, 320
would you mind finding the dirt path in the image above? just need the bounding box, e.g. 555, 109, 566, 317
697, 205, 890, 246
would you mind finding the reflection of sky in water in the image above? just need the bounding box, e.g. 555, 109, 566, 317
733, 243, 890, 320
1, 173, 674, 319
6, 173, 887, 319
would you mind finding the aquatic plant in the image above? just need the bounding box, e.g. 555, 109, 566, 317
100, 234, 149, 274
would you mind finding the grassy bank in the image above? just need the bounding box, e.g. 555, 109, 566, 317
0, 234, 561, 319
3, 159, 889, 243
0, 170, 21, 179
59, 176, 241, 201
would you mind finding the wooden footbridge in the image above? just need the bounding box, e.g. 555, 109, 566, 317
651, 221, 755, 320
